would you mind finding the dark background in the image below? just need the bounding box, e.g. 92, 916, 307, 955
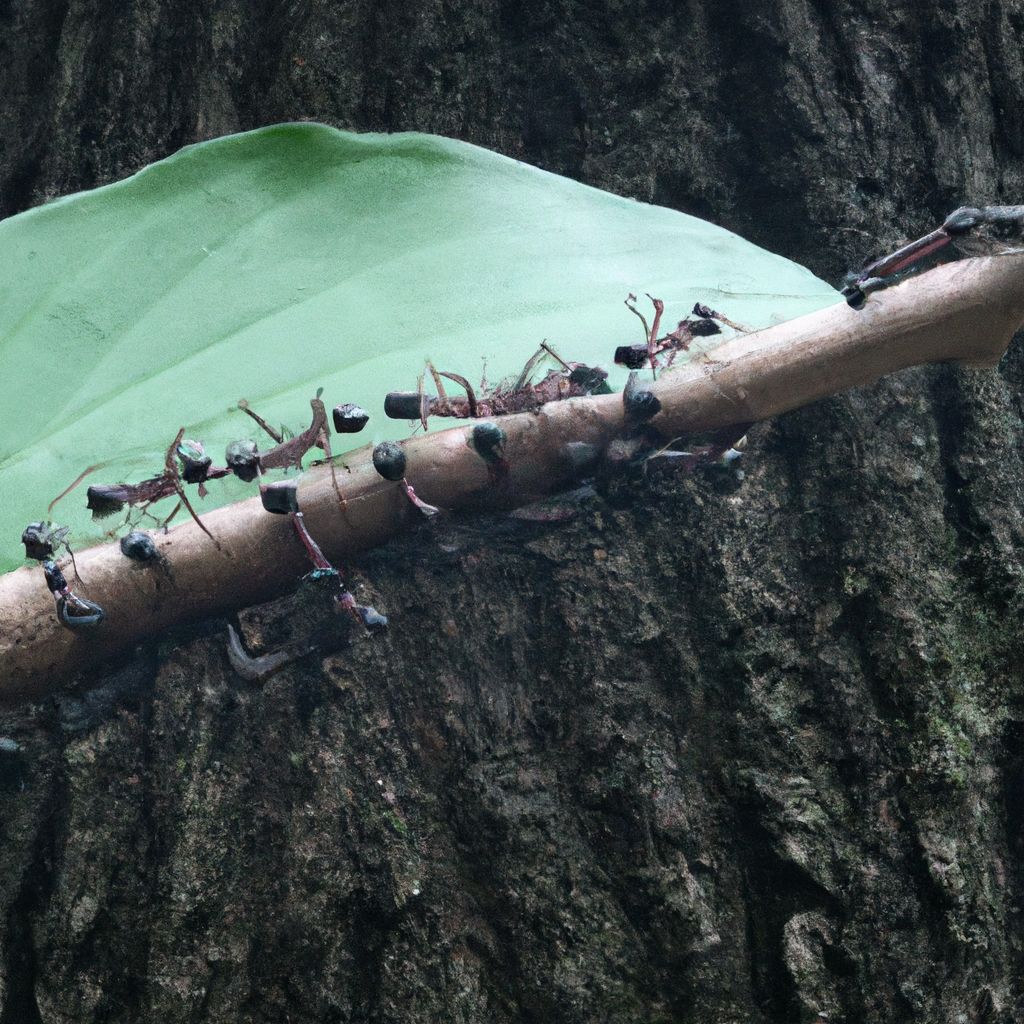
5, 0, 1024, 279
2, 2, 1024, 1021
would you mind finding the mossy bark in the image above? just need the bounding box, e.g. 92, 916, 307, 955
2, 2, 1024, 1022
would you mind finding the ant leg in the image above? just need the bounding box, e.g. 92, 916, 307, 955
163, 428, 186, 478
317, 427, 349, 514
64, 543, 85, 585
286, 509, 388, 629
539, 341, 571, 372
47, 462, 107, 518
414, 368, 430, 432
139, 503, 175, 530
173, 483, 221, 548
237, 399, 284, 443
400, 479, 440, 517
371, 442, 440, 517
646, 295, 664, 376
848, 226, 953, 299
514, 347, 547, 390
625, 294, 660, 372
624, 293, 651, 346
157, 425, 219, 547
437, 370, 479, 418
692, 303, 751, 334
427, 362, 452, 414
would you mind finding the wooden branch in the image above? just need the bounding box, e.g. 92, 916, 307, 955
2, 255, 1023, 704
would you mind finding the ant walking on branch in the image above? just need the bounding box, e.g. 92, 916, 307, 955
843, 205, 1024, 308
21, 521, 104, 628
54, 389, 365, 550
384, 343, 610, 430
615, 294, 749, 374
227, 389, 354, 510
81, 430, 230, 545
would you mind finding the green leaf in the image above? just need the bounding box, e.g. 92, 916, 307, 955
0, 123, 837, 574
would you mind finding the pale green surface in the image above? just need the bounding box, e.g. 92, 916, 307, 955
0, 124, 837, 573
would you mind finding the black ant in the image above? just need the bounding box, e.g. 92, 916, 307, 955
843, 205, 1024, 308
21, 521, 104, 628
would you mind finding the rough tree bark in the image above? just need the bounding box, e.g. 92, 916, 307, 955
2, 2, 1024, 1023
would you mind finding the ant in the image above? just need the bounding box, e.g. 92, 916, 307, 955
21, 520, 75, 564
384, 343, 609, 431
21, 521, 104, 628
843, 205, 1024, 308
81, 430, 230, 546
615, 294, 749, 374
54, 389, 363, 549
41, 560, 105, 627
260, 479, 387, 630
28, 391, 375, 633
228, 388, 352, 510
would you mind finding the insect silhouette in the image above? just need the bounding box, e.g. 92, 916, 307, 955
260, 479, 388, 630
21, 521, 104, 628
52, 389, 360, 550
229, 389, 352, 509
42, 560, 105, 627
371, 442, 440, 517
843, 205, 1024, 308
82, 430, 230, 546
21, 520, 74, 563
384, 343, 609, 431
615, 295, 749, 373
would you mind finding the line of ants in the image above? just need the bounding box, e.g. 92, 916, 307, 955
22, 295, 744, 638
20, 204, 1024, 659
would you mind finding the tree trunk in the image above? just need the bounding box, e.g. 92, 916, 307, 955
2, 3, 1024, 1022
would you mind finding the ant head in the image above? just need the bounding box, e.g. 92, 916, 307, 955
841, 283, 867, 309
470, 422, 507, 464
623, 371, 662, 422
120, 531, 159, 562
943, 207, 982, 235
372, 442, 407, 482
226, 439, 260, 482
177, 440, 213, 483
260, 479, 300, 515
22, 521, 60, 560
384, 392, 427, 421
332, 404, 370, 434
625, 389, 662, 421
614, 344, 650, 370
